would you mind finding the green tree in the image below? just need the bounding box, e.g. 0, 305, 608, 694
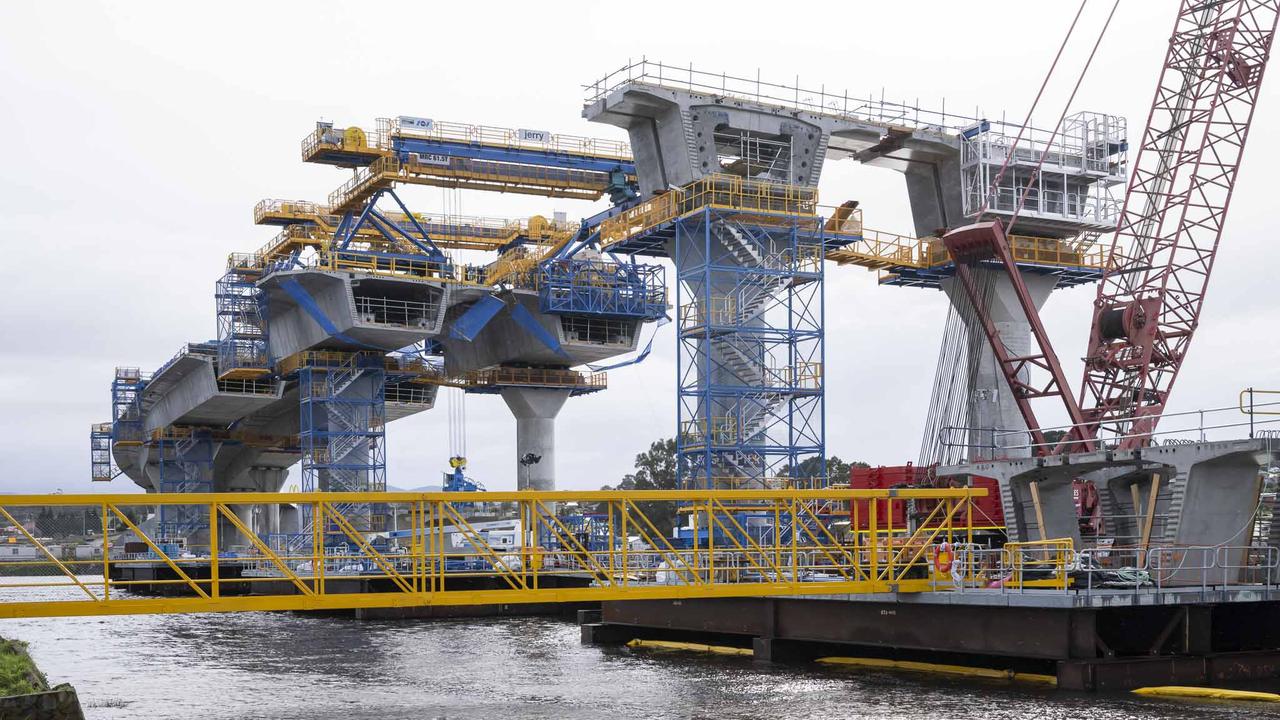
781, 455, 869, 485
599, 439, 679, 538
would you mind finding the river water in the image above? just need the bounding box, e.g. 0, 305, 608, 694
5, 609, 1280, 720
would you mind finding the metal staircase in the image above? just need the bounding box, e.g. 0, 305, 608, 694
297, 354, 387, 544
154, 430, 214, 541
677, 203, 825, 490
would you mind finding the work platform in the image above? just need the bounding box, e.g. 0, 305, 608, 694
0, 487, 987, 618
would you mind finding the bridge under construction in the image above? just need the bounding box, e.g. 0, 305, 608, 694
9, 0, 1280, 695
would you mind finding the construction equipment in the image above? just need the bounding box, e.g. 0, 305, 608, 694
944, 0, 1278, 454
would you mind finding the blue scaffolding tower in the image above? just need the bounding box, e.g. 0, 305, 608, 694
298, 352, 388, 533
89, 423, 115, 482
154, 429, 214, 541
215, 263, 270, 379
110, 368, 146, 446
675, 206, 825, 490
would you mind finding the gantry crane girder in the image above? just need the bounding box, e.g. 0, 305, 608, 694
302, 118, 638, 210
252, 198, 577, 253
943, 0, 1278, 455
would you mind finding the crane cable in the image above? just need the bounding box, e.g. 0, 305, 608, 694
1005, 0, 1122, 233
976, 0, 1092, 224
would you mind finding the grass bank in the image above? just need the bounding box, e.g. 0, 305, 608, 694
0, 637, 48, 697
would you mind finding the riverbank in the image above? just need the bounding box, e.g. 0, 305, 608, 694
0, 637, 84, 719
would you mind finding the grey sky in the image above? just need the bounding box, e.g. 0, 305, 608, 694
1, 1, 1276, 494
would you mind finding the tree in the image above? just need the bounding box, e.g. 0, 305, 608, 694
1042, 430, 1067, 451
599, 439, 679, 538
780, 455, 870, 485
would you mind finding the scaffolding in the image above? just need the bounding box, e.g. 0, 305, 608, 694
959, 111, 1127, 231
110, 368, 146, 446
215, 265, 270, 379
297, 353, 388, 535
675, 203, 825, 490
538, 259, 666, 319
153, 428, 215, 541
89, 423, 114, 482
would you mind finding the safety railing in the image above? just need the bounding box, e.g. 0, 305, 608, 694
215, 378, 279, 396
383, 117, 632, 162
301, 125, 387, 164
967, 186, 1122, 227
464, 367, 607, 391
951, 391, 1280, 455
353, 296, 440, 329
253, 199, 328, 224
829, 229, 1113, 274
383, 384, 434, 405
947, 541, 1280, 597
599, 174, 820, 250
559, 315, 637, 347
0, 487, 986, 619
585, 58, 996, 132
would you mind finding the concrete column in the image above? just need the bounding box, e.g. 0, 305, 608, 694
229, 501, 255, 549
501, 387, 571, 492
941, 269, 1059, 460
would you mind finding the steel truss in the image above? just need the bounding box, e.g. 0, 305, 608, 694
1081, 0, 1279, 448
676, 206, 825, 489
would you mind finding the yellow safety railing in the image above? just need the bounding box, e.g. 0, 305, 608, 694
301, 125, 387, 163
253, 199, 328, 225
600, 175, 821, 250
1001, 539, 1074, 590
829, 229, 1114, 274
465, 367, 607, 391
0, 486, 986, 619
1239, 388, 1280, 416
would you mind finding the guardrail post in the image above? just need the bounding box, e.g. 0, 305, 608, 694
1244, 386, 1254, 438
101, 502, 110, 601
210, 502, 219, 599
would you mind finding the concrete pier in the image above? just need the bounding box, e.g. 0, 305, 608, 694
501, 387, 571, 492
941, 269, 1059, 461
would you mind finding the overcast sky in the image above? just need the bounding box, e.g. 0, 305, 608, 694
1, 1, 1277, 494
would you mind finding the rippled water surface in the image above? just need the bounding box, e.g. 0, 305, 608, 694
6, 610, 1280, 720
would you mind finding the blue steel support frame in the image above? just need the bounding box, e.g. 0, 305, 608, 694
298, 354, 388, 534
215, 267, 270, 376
154, 429, 214, 542
675, 206, 825, 490
538, 258, 666, 319
333, 187, 448, 263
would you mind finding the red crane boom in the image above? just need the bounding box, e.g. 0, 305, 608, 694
943, 0, 1277, 456
1080, 0, 1278, 449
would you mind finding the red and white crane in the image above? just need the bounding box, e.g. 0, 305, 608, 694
944, 0, 1279, 455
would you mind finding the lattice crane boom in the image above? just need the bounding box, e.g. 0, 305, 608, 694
1081, 0, 1278, 449
943, 0, 1276, 457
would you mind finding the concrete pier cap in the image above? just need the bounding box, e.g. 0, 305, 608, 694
942, 439, 1277, 567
